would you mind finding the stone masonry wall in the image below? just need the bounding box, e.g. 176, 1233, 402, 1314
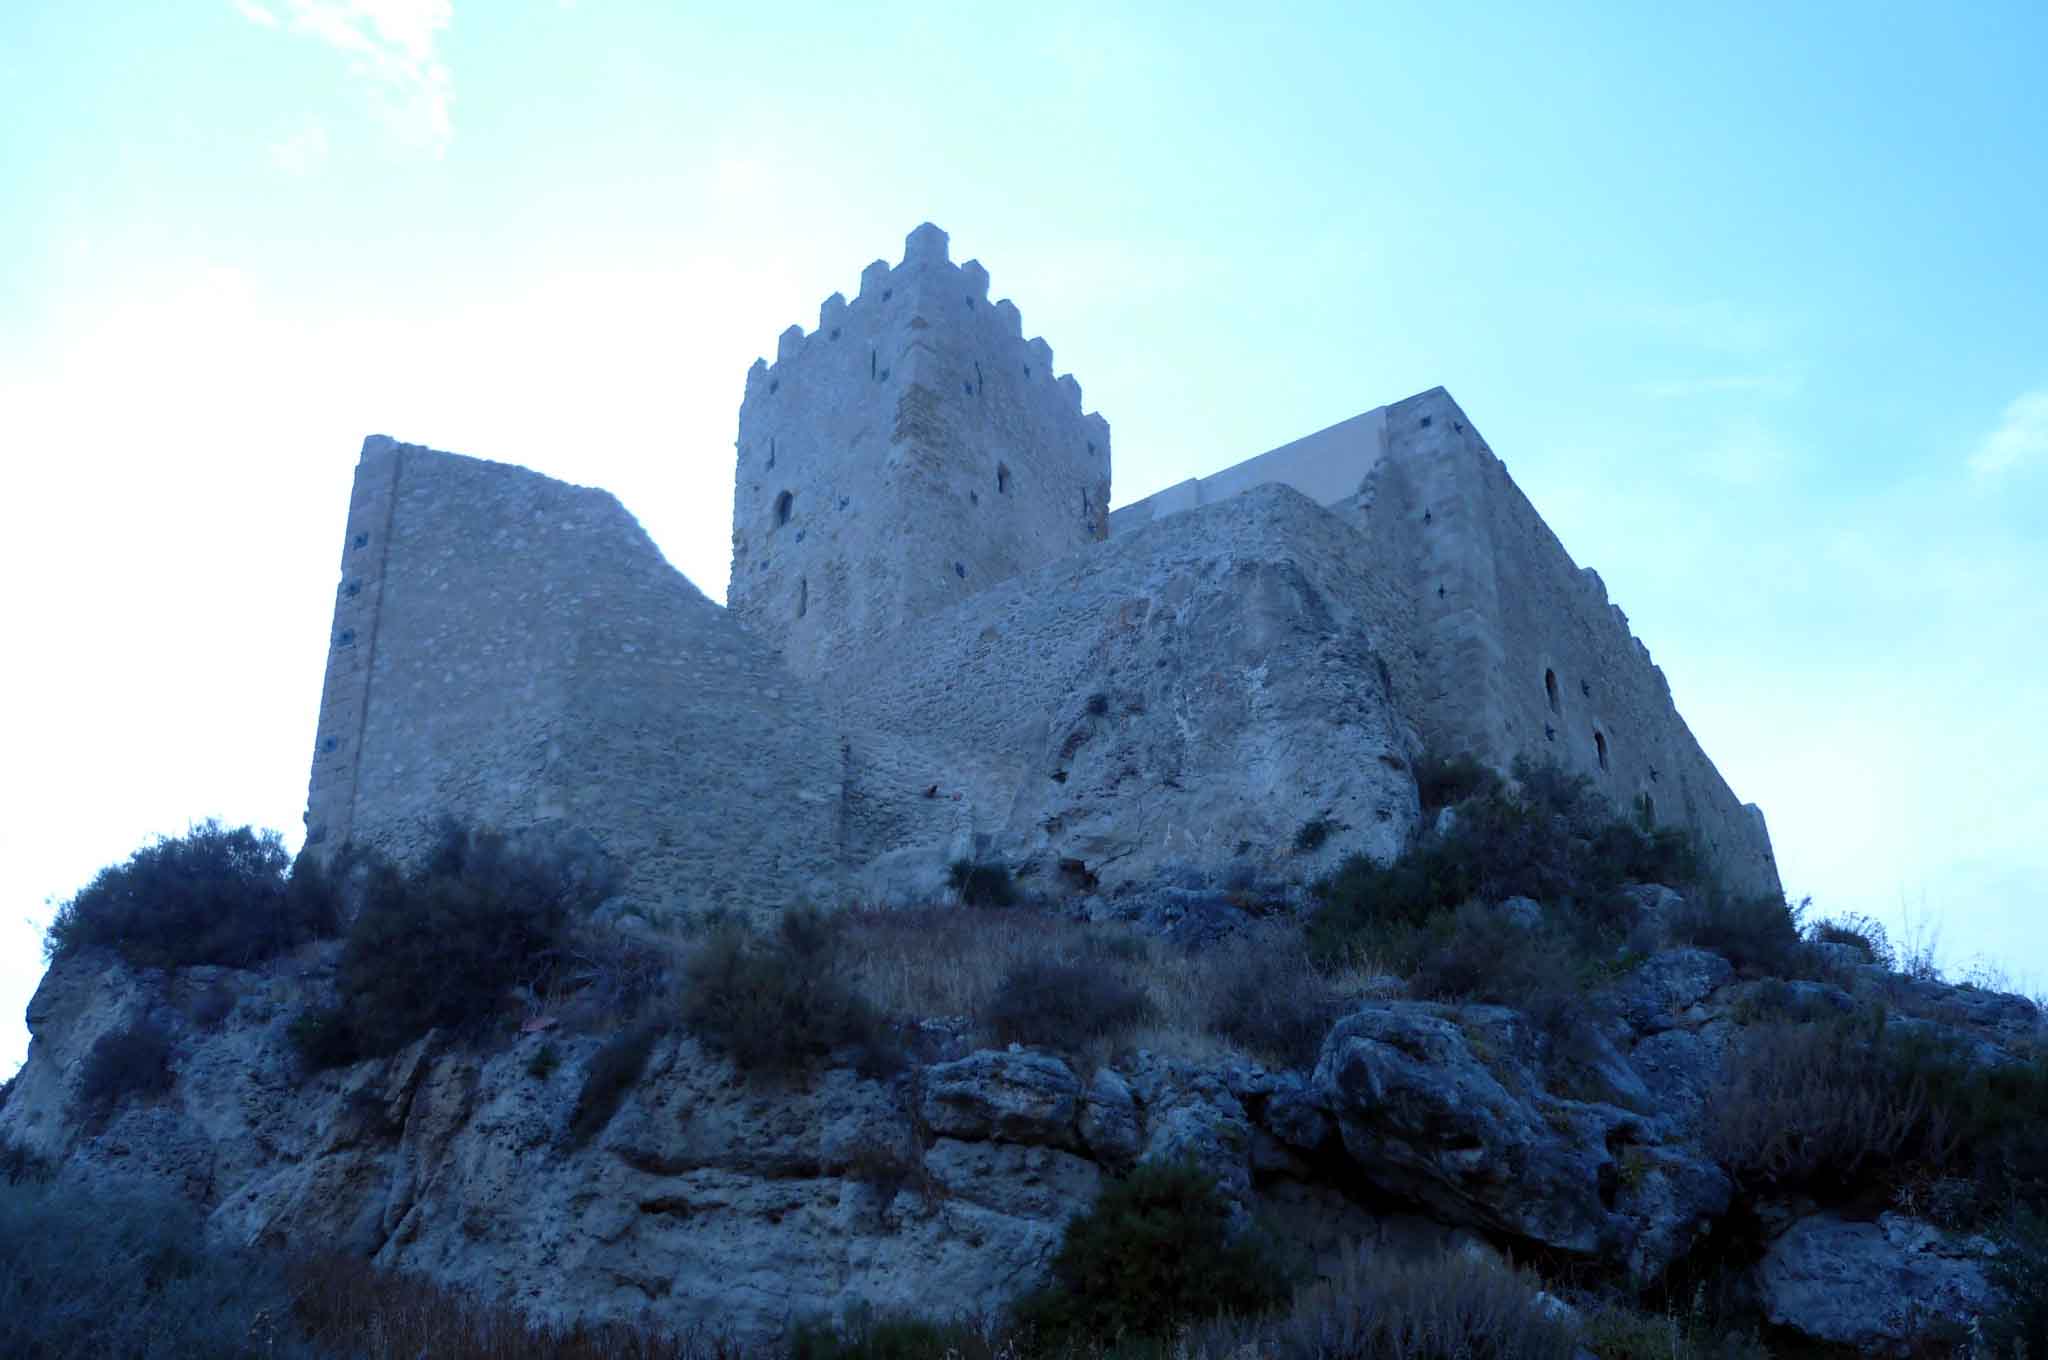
729, 223, 1111, 680
1354, 389, 1780, 897
306, 438, 846, 917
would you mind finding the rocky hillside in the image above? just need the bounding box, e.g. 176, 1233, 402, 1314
4, 772, 2044, 1357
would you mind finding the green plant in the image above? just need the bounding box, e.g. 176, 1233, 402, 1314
526, 1041, 561, 1081
790, 1304, 1001, 1360
291, 822, 608, 1070
1013, 1159, 1291, 1347
1808, 911, 1897, 969
43, 822, 340, 971
1204, 946, 1343, 1070
1413, 751, 1504, 814
0, 1139, 51, 1187
71, 1018, 175, 1128
1203, 1241, 1583, 1360
1670, 892, 1812, 978
1985, 1203, 2048, 1354
947, 859, 1016, 907
565, 1025, 660, 1147
679, 908, 899, 1082
983, 956, 1153, 1055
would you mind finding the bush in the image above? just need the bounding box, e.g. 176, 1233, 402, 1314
947, 859, 1016, 907
291, 823, 608, 1070
565, 1025, 660, 1147
43, 822, 339, 971
1204, 944, 1344, 1070
1708, 1008, 2048, 1216
1670, 892, 1812, 978
1985, 1203, 2048, 1354
679, 908, 898, 1082
1014, 1159, 1291, 1346
1204, 1242, 1582, 1360
1414, 751, 1504, 814
1293, 817, 1336, 853
71, 1018, 175, 1128
1307, 757, 1700, 973
983, 956, 1153, 1055
0, 1139, 51, 1187
790, 1305, 1001, 1360
1406, 901, 1603, 1037
1808, 911, 1896, 969
0, 1179, 309, 1358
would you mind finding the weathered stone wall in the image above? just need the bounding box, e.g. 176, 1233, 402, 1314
305, 438, 845, 916
1109, 388, 1777, 897
832, 485, 1422, 896
1359, 390, 1780, 896
729, 223, 1111, 680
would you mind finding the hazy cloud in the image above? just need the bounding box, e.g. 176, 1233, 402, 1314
1969, 388, 2048, 477
241, 1, 455, 154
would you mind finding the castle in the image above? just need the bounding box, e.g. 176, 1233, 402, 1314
303, 224, 1779, 914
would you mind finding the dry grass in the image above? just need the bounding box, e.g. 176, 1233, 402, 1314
833, 907, 1379, 1069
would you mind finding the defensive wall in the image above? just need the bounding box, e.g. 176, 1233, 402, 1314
306, 224, 1779, 910
1114, 389, 1779, 898
730, 223, 1111, 680
305, 437, 844, 916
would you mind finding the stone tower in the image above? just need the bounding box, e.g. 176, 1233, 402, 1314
728, 223, 1112, 678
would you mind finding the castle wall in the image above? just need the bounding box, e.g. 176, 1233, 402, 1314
832, 485, 1423, 895
729, 224, 1111, 679
1105, 389, 1780, 898
305, 438, 846, 917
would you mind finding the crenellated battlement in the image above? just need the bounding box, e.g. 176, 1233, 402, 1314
728, 223, 1112, 679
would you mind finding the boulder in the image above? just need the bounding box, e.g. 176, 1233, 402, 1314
1758, 1212, 2001, 1353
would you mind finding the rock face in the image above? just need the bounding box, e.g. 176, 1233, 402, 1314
5, 919, 2039, 1349
1758, 1212, 2001, 1353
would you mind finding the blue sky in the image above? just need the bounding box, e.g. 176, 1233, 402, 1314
3, 1, 2044, 1076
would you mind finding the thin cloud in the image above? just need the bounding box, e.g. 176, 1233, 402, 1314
1969, 389, 2048, 477
243, 1, 455, 155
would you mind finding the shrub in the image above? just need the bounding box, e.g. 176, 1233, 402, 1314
1985, 1203, 2048, 1354
1203, 1241, 1582, 1360
680, 908, 898, 1082
0, 1139, 51, 1186
1013, 1159, 1291, 1346
983, 956, 1153, 1055
565, 1025, 660, 1147
1414, 751, 1503, 814
1670, 892, 1812, 978
71, 1018, 175, 1128
790, 1305, 1001, 1360
947, 859, 1016, 907
291, 823, 607, 1070
43, 822, 339, 971
1808, 911, 1896, 969
1406, 900, 1601, 1038
1204, 944, 1344, 1070
527, 1041, 561, 1080
0, 1179, 308, 1358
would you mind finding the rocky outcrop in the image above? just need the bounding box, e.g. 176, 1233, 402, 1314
5, 916, 2040, 1350
1758, 1212, 2001, 1353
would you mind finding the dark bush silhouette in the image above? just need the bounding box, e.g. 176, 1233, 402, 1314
43, 822, 339, 971
291, 823, 611, 1070
71, 1018, 175, 1128
680, 908, 898, 1082
1413, 751, 1503, 814
1014, 1159, 1290, 1346
1205, 947, 1342, 1070
984, 957, 1153, 1054
565, 1025, 661, 1147
790, 1307, 1001, 1360
1307, 756, 1703, 971
1670, 892, 1812, 978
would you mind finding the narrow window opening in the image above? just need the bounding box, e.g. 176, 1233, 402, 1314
1594, 731, 1609, 772
997, 462, 1011, 495
774, 490, 793, 527
974, 360, 984, 393
954, 561, 966, 579
796, 577, 808, 619
870, 349, 877, 379
1545, 669, 1560, 714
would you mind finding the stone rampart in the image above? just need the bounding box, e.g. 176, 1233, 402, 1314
305, 438, 845, 916
729, 223, 1111, 679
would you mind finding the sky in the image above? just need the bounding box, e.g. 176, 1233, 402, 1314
3, 1, 2044, 1078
